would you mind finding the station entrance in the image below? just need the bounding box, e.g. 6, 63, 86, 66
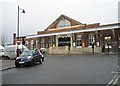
58, 37, 71, 47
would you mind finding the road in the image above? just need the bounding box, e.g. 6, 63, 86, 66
2, 54, 118, 84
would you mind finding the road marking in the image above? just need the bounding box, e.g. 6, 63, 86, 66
113, 74, 120, 85
107, 73, 117, 86
107, 72, 120, 86
108, 79, 114, 86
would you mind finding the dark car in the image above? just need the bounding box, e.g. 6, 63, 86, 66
15, 50, 42, 67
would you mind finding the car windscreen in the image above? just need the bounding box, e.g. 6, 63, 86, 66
20, 51, 33, 57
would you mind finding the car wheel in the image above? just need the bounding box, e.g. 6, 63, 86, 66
15, 64, 20, 68
39, 59, 42, 64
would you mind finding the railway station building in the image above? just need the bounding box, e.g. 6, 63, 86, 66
13, 14, 120, 54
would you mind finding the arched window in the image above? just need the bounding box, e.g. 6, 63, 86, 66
57, 19, 71, 28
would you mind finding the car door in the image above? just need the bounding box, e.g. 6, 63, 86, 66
33, 52, 38, 62
35, 51, 41, 62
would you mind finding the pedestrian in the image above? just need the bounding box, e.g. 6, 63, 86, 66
92, 43, 95, 54
102, 45, 105, 53
38, 49, 44, 62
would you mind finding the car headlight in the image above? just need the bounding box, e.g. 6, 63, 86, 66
27, 56, 31, 59
16, 57, 19, 60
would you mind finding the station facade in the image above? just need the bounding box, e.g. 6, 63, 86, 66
13, 14, 120, 54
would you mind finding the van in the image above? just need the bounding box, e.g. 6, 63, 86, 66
4, 44, 28, 59
0, 46, 5, 57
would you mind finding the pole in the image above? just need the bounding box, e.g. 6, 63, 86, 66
16, 5, 25, 57
17, 5, 19, 41
16, 5, 20, 57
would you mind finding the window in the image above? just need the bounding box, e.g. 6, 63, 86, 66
89, 33, 95, 46
30, 40, 34, 50
25, 41, 28, 48
36, 39, 38, 48
104, 35, 112, 48
76, 35, 82, 47
49, 37, 52, 47
118, 34, 120, 48
57, 19, 71, 28
41, 38, 45, 48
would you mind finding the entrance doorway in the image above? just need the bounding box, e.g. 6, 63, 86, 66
58, 37, 71, 47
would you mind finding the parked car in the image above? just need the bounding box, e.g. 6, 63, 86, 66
15, 50, 43, 67
4, 44, 28, 59
0, 46, 5, 57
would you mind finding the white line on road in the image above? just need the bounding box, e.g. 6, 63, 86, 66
113, 74, 120, 85
107, 74, 118, 86
108, 79, 114, 86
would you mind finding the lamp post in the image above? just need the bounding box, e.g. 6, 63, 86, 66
16, 5, 25, 57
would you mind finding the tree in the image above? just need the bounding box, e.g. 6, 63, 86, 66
1, 34, 7, 47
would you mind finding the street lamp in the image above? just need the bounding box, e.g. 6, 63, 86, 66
16, 5, 25, 57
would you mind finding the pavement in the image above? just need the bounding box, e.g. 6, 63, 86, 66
0, 59, 15, 71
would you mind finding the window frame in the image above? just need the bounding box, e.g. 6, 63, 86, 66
30, 40, 34, 50
25, 41, 28, 48
56, 19, 71, 28
104, 35, 112, 48
88, 33, 95, 47
118, 34, 120, 48
76, 34, 82, 47
41, 38, 45, 48
48, 37, 52, 48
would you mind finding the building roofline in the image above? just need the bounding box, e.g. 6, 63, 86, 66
17, 22, 119, 39
44, 14, 84, 31
100, 23, 120, 27
26, 23, 119, 39
26, 26, 119, 39
37, 23, 100, 35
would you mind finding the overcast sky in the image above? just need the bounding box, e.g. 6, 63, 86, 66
0, 0, 119, 44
